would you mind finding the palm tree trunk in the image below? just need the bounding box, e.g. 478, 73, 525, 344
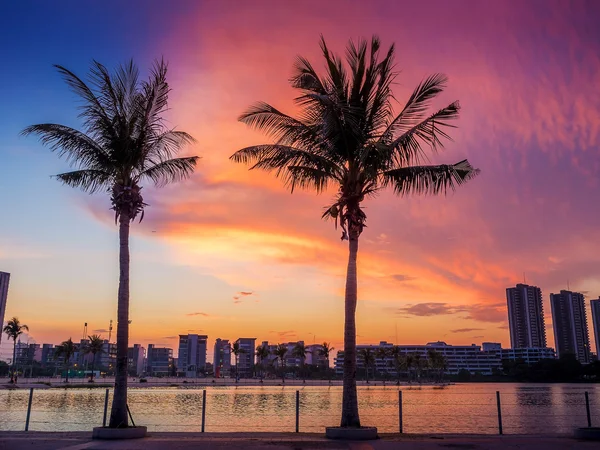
11, 340, 16, 383
109, 212, 130, 428
341, 229, 360, 428
65, 360, 69, 383
90, 354, 96, 382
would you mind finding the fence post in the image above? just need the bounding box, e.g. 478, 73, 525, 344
201, 389, 207, 433
496, 391, 503, 435
585, 391, 592, 427
399, 390, 403, 433
25, 388, 34, 431
102, 389, 109, 427
295, 390, 300, 433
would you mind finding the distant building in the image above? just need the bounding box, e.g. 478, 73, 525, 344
334, 341, 502, 376
591, 298, 600, 357
128, 344, 145, 376
40, 344, 56, 368
550, 290, 591, 363
500, 347, 555, 364
146, 344, 173, 376
15, 342, 41, 367
213, 338, 231, 377
178, 334, 208, 377
482, 342, 502, 352
506, 284, 547, 349
0, 272, 9, 345
234, 338, 256, 378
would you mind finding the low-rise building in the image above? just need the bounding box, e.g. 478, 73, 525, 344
500, 347, 555, 364
146, 344, 173, 376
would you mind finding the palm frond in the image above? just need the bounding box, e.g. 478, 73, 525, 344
55, 169, 112, 193
145, 130, 196, 161
284, 165, 335, 193
388, 101, 461, 166
381, 73, 449, 140
382, 159, 480, 195
21, 124, 111, 170
139, 156, 199, 187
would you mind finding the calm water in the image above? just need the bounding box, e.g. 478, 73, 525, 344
1, 383, 599, 433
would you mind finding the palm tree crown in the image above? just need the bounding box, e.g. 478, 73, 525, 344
3, 317, 29, 342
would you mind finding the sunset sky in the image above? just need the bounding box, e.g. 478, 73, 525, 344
1, 0, 600, 360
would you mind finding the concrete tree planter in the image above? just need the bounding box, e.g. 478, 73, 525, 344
92, 426, 147, 440
325, 427, 378, 440
575, 427, 600, 440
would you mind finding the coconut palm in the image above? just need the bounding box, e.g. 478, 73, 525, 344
23, 60, 198, 428
358, 348, 375, 384
230, 36, 479, 427
427, 349, 447, 383
405, 353, 415, 383
54, 338, 76, 383
319, 342, 335, 383
83, 335, 105, 382
292, 342, 309, 382
255, 345, 270, 381
272, 344, 289, 383
231, 341, 246, 382
389, 347, 405, 385
3, 317, 29, 383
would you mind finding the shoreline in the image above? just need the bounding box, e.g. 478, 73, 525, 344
0, 378, 453, 390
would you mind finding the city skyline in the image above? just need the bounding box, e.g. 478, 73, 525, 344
2, 1, 600, 356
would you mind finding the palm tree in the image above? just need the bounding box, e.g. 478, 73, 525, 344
255, 345, 270, 381
389, 347, 405, 385
54, 338, 76, 383
358, 348, 375, 384
230, 36, 479, 428
23, 60, 198, 428
273, 344, 288, 383
405, 353, 415, 383
427, 349, 447, 383
413, 353, 423, 383
375, 347, 389, 381
292, 342, 309, 382
83, 335, 105, 382
3, 317, 29, 383
231, 342, 246, 382
319, 342, 335, 383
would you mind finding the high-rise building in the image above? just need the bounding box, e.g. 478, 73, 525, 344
506, 284, 547, 348
178, 334, 208, 377
234, 338, 256, 378
0, 272, 10, 344
146, 344, 173, 376
550, 290, 591, 364
591, 298, 600, 357
128, 344, 146, 376
213, 338, 231, 377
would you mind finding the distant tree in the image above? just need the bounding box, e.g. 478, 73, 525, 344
427, 349, 446, 382
292, 342, 309, 382
23, 60, 198, 428
231, 342, 246, 382
457, 368, 471, 382
358, 348, 375, 383
389, 346, 405, 385
83, 335, 105, 382
255, 345, 270, 381
375, 347, 389, 380
272, 344, 289, 383
54, 338, 76, 383
319, 342, 335, 383
3, 317, 29, 383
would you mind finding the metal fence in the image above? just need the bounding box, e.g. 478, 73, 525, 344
0, 386, 597, 434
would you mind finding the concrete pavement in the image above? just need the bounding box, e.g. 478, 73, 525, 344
0, 432, 597, 450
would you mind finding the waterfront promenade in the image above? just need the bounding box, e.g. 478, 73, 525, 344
0, 432, 598, 450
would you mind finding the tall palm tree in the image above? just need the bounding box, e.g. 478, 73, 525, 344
231, 342, 246, 382
230, 36, 479, 427
358, 348, 375, 384
319, 342, 335, 383
23, 60, 198, 428
83, 335, 105, 382
427, 349, 447, 383
54, 338, 76, 383
273, 344, 289, 384
3, 317, 29, 383
292, 342, 309, 382
389, 347, 405, 385
405, 353, 415, 383
413, 353, 423, 383
255, 345, 270, 381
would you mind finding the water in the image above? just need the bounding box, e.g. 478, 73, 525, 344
1, 383, 599, 433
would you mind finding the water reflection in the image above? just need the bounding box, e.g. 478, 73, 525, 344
1, 383, 598, 433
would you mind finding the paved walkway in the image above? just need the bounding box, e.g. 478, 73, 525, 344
0, 432, 597, 450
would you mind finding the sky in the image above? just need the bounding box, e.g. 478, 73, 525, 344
1, 0, 600, 361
